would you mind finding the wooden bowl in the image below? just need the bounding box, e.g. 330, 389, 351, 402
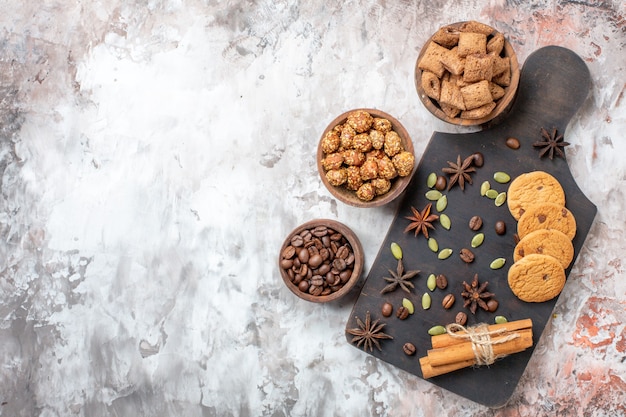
317, 109, 415, 208
278, 219, 364, 303
414, 22, 520, 126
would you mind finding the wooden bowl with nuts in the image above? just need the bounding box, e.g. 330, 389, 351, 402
414, 21, 520, 126
317, 109, 416, 208
278, 219, 364, 303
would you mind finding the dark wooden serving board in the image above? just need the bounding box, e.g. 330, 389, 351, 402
345, 46, 596, 408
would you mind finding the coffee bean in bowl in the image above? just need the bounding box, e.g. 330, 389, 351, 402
317, 109, 416, 208
278, 219, 364, 303
415, 21, 520, 126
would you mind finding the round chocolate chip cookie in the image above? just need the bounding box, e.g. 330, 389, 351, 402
507, 254, 566, 302
507, 171, 565, 220
517, 202, 577, 240
513, 229, 574, 269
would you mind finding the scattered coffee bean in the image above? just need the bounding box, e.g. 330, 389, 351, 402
514, 233, 520, 244
422, 293, 432, 310
459, 248, 475, 263
471, 152, 484, 167
403, 342, 417, 356
442, 294, 455, 309
506, 137, 520, 149
455, 311, 468, 326
428, 325, 447, 336
381, 302, 393, 317
495, 221, 507, 235
396, 306, 410, 320
427, 274, 437, 291
468, 215, 483, 231
487, 299, 499, 312
427, 172, 437, 188
435, 175, 447, 191
435, 274, 448, 290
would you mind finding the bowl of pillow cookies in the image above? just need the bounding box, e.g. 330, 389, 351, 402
415, 21, 520, 126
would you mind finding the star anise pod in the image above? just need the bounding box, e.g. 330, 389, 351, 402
404, 203, 439, 238
380, 258, 420, 294
346, 311, 393, 352
533, 127, 570, 160
442, 154, 476, 191
461, 274, 495, 314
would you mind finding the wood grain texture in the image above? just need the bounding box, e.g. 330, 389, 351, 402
345, 46, 596, 408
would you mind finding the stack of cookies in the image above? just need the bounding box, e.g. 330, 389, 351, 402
506, 171, 577, 303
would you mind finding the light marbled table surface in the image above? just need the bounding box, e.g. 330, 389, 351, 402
1, 1, 625, 416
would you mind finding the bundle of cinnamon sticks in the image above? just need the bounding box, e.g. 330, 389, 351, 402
419, 318, 533, 378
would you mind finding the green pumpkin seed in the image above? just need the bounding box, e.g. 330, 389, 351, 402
436, 195, 448, 212
427, 273, 437, 291
402, 298, 415, 314
471, 232, 485, 248
390, 242, 403, 260
428, 237, 439, 253
493, 171, 511, 184
439, 214, 451, 230
428, 325, 446, 336
427, 172, 437, 188
425, 190, 443, 201
495, 315, 508, 324
480, 180, 491, 196
495, 191, 507, 206
422, 293, 432, 310
490, 257, 506, 269
485, 189, 499, 199
438, 248, 453, 260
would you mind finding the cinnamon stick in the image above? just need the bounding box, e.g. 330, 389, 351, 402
430, 318, 533, 349
419, 356, 475, 379
426, 328, 533, 367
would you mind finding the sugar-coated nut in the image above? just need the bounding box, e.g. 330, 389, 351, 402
384, 131, 403, 157
371, 178, 391, 196
372, 117, 392, 133
347, 110, 374, 133
392, 151, 415, 177
321, 131, 341, 154
356, 182, 375, 201
377, 156, 398, 180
